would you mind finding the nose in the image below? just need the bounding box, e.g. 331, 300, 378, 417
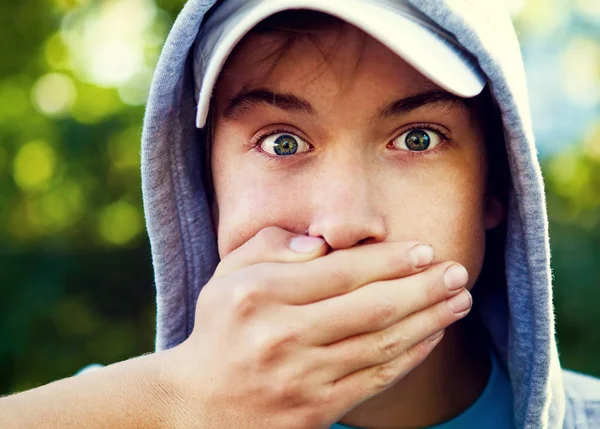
307, 165, 386, 250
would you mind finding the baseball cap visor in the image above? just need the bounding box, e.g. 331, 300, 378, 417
194, 0, 486, 128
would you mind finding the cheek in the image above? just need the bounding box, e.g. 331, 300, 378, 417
383, 158, 488, 289
216, 186, 306, 257
212, 151, 310, 258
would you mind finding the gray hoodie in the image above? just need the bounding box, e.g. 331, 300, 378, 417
140, 0, 600, 427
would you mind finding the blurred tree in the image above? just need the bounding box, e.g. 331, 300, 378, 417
544, 124, 600, 376
0, 0, 180, 393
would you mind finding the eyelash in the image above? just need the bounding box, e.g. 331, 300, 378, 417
392, 123, 453, 158
250, 128, 313, 164
251, 123, 452, 162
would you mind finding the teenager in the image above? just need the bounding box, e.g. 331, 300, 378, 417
2, 1, 599, 428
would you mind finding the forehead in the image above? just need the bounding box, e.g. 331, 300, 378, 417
215, 24, 443, 105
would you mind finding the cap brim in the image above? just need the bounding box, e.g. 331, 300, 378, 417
195, 0, 486, 128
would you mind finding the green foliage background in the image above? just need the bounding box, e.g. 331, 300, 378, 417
1, 0, 599, 394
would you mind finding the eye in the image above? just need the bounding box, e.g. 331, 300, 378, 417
391, 128, 443, 152
260, 133, 311, 156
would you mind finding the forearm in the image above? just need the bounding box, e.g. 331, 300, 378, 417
0, 350, 192, 428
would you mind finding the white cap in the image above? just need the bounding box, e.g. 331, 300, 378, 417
193, 0, 486, 128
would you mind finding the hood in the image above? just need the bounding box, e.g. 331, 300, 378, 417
140, 1, 564, 427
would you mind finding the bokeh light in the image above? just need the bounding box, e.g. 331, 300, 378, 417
32, 73, 77, 117
575, 0, 600, 19
13, 140, 57, 192
97, 200, 143, 246
61, 0, 157, 88
514, 0, 566, 36
561, 37, 600, 107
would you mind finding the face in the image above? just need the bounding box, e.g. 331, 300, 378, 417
210, 24, 503, 289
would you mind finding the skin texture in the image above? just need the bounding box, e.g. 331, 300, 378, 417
210, 25, 504, 428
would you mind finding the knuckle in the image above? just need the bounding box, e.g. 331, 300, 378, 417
255, 328, 300, 368
372, 363, 397, 388
367, 297, 396, 328
230, 281, 265, 319
376, 331, 404, 361
249, 331, 278, 370
267, 375, 304, 409
314, 384, 335, 410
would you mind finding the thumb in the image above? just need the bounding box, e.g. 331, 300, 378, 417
213, 226, 328, 278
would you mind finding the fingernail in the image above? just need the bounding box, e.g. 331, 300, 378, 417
443, 264, 469, 291
410, 244, 433, 268
289, 236, 324, 253
427, 330, 445, 343
447, 290, 472, 314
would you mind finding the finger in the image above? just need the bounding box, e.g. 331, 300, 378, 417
316, 289, 471, 381
213, 226, 328, 278
299, 261, 468, 345
325, 327, 445, 415
248, 240, 435, 305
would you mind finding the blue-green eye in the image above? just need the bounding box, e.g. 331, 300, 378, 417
392, 129, 442, 152
260, 133, 310, 156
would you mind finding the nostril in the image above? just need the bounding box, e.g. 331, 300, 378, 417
307, 215, 386, 250
358, 237, 378, 246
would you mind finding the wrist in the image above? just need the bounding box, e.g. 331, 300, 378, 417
142, 346, 201, 429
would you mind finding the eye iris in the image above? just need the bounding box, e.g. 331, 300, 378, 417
405, 130, 430, 151
273, 135, 298, 156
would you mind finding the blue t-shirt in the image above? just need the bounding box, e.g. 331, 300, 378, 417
330, 349, 514, 429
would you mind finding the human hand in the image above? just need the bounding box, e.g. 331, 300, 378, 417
166, 226, 471, 429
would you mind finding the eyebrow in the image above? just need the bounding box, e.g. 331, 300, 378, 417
224, 87, 314, 119
223, 87, 468, 120
378, 89, 469, 118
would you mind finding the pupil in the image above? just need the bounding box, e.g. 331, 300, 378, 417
274, 135, 298, 156
405, 130, 430, 151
